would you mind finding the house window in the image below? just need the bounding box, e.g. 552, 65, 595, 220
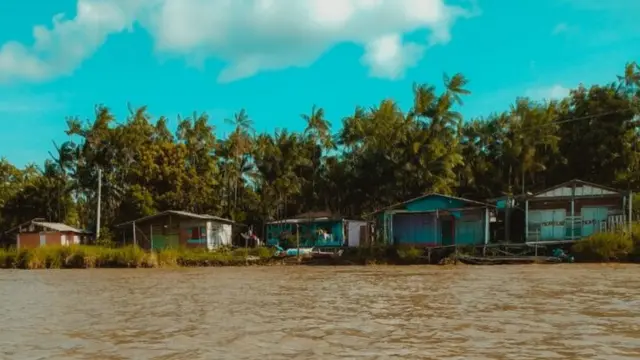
188, 226, 207, 244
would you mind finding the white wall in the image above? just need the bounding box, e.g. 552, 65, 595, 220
207, 221, 233, 250
206, 221, 215, 249
347, 221, 367, 247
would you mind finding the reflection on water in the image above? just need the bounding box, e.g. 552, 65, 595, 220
1, 264, 640, 359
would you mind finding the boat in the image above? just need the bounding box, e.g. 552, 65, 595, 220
456, 255, 562, 265
273, 245, 314, 257
311, 248, 344, 259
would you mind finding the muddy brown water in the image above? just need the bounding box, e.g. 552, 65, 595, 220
1, 265, 640, 360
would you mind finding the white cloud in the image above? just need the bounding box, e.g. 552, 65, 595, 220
526, 84, 571, 101
361, 34, 425, 79
0, 0, 474, 84
0, 0, 145, 83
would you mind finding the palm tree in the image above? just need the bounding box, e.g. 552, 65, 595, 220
617, 61, 640, 95
224, 109, 254, 217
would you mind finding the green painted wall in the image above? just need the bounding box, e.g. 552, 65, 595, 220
151, 234, 179, 250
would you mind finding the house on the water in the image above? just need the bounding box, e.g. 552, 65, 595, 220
371, 194, 493, 246
4, 218, 90, 249
265, 211, 368, 248
115, 210, 237, 250
522, 179, 630, 243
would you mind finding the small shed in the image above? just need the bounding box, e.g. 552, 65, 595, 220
265, 211, 367, 248
115, 210, 237, 251
524, 179, 631, 243
6, 219, 90, 249
370, 194, 493, 246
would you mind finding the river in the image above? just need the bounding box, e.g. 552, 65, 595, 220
1, 264, 640, 359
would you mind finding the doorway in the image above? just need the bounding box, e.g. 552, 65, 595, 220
440, 216, 455, 246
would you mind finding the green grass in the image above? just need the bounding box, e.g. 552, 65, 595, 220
0, 245, 280, 269
0, 244, 432, 269
4, 236, 639, 270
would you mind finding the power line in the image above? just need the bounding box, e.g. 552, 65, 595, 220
480, 108, 633, 138
523, 109, 628, 130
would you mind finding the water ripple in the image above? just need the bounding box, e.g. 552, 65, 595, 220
1, 265, 640, 359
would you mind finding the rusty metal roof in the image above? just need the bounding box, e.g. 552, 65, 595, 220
114, 210, 237, 227
367, 193, 494, 217
31, 221, 86, 233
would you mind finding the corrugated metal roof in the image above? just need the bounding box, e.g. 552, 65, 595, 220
366, 193, 494, 217
32, 221, 85, 233
527, 179, 625, 198
114, 210, 237, 227
168, 210, 225, 220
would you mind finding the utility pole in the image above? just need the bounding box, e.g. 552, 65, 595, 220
96, 167, 102, 240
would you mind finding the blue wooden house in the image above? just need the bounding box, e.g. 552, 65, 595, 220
265, 211, 367, 248
371, 194, 493, 246
522, 179, 629, 243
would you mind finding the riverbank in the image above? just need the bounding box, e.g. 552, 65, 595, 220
1, 232, 640, 269
0, 246, 291, 269
0, 245, 433, 269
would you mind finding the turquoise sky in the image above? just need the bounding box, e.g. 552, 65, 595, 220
0, 0, 638, 167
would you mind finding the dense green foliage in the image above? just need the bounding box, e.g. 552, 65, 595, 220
1, 62, 639, 241
570, 223, 640, 262
572, 232, 635, 262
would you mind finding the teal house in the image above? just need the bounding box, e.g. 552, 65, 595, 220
265, 211, 367, 248
523, 179, 629, 243
371, 194, 493, 246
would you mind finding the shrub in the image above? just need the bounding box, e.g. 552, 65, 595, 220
572, 232, 634, 262
250, 246, 276, 259
155, 248, 180, 267
0, 248, 16, 268
396, 246, 424, 261
341, 245, 392, 264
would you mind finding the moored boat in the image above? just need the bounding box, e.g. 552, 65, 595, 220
311, 248, 344, 259
273, 245, 314, 257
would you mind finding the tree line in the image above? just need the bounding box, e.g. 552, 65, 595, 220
0, 61, 638, 242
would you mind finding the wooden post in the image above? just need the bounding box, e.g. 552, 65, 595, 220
505, 195, 510, 243
484, 207, 490, 245
245, 226, 250, 266
629, 191, 633, 234
525, 200, 529, 242
434, 211, 438, 244
571, 182, 576, 239
296, 224, 300, 262
133, 221, 137, 247
150, 224, 153, 251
